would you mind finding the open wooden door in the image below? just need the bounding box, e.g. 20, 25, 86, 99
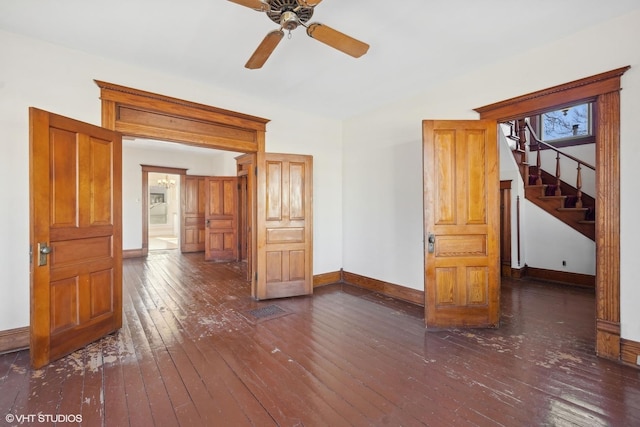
423, 120, 499, 328
30, 108, 122, 368
236, 155, 254, 282
254, 153, 313, 300
204, 176, 238, 261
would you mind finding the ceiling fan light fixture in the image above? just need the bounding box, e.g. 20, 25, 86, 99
280, 11, 300, 31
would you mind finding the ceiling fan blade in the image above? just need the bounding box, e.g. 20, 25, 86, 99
227, 0, 268, 11
245, 30, 285, 69
298, 0, 324, 6
306, 23, 369, 58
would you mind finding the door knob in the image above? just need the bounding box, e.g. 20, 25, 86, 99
38, 242, 52, 266
427, 233, 435, 254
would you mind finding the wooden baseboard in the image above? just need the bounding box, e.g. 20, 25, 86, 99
123, 248, 145, 259
313, 271, 342, 288
342, 271, 424, 306
0, 326, 29, 354
524, 266, 595, 288
621, 338, 640, 368
510, 267, 526, 279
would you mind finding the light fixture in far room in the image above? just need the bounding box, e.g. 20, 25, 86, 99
157, 175, 176, 189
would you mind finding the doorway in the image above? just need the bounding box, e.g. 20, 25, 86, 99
148, 172, 180, 251
475, 66, 628, 360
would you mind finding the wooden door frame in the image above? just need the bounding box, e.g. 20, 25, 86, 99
475, 66, 630, 360
95, 81, 269, 270
141, 165, 187, 256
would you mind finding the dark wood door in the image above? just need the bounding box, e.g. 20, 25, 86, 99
500, 180, 512, 277
29, 108, 122, 368
181, 175, 206, 252
423, 120, 500, 328
255, 153, 313, 300
205, 177, 238, 261
236, 155, 255, 283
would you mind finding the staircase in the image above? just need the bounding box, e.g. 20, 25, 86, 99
508, 119, 595, 241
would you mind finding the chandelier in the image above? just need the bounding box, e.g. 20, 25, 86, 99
157, 175, 176, 189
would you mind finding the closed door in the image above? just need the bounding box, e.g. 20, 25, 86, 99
30, 108, 122, 368
182, 175, 206, 252
205, 176, 238, 261
423, 120, 500, 328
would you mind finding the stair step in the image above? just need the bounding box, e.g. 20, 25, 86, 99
579, 220, 595, 225
539, 195, 566, 200
558, 207, 588, 212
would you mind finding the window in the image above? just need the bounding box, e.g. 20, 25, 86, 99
539, 102, 593, 147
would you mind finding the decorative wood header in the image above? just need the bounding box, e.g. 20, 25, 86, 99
95, 80, 269, 153
474, 66, 630, 120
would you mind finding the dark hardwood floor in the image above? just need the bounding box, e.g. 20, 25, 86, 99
1, 251, 639, 426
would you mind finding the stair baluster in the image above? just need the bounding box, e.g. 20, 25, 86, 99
575, 164, 583, 208
554, 152, 562, 196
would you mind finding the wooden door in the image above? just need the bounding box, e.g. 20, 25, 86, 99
423, 120, 499, 328
30, 108, 122, 368
255, 153, 313, 300
204, 177, 238, 261
500, 180, 512, 277
181, 175, 206, 252
237, 155, 255, 283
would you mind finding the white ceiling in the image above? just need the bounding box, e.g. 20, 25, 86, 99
1, 0, 639, 119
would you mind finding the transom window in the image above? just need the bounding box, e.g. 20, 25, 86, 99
538, 102, 593, 147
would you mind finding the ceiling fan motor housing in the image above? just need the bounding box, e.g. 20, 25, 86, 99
266, 0, 314, 29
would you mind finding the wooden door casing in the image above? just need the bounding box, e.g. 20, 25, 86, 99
423, 120, 500, 328
205, 177, 239, 261
255, 153, 313, 300
30, 108, 122, 368
182, 175, 206, 253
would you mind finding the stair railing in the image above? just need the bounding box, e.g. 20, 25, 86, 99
508, 118, 595, 209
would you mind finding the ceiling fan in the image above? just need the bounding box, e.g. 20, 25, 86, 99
228, 0, 370, 69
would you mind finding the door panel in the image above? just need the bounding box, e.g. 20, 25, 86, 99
255, 153, 313, 300
181, 175, 206, 252
30, 108, 122, 368
205, 177, 239, 261
423, 120, 499, 328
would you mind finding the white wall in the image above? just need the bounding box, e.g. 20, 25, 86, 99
0, 29, 343, 331
343, 10, 640, 342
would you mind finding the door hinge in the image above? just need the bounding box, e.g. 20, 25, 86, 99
254, 166, 257, 176
255, 272, 258, 281
29, 244, 33, 264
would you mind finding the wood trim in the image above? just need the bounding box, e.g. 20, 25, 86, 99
0, 327, 30, 354
595, 90, 621, 360
597, 319, 621, 360
524, 266, 595, 288
621, 338, 640, 368
141, 165, 188, 175
511, 267, 526, 279
342, 271, 424, 306
476, 67, 629, 361
474, 66, 630, 120
95, 80, 268, 153
123, 248, 145, 259
313, 271, 342, 288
